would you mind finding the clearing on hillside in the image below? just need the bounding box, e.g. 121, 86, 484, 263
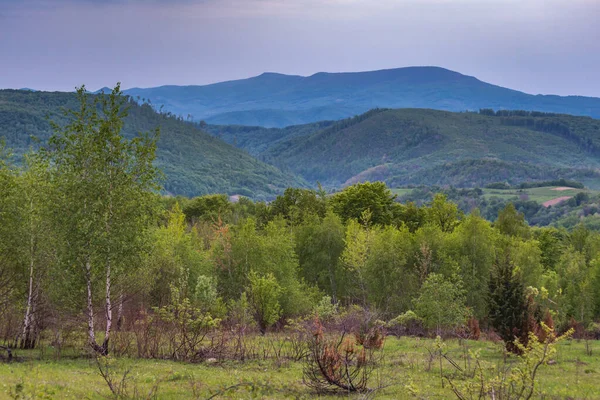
543, 196, 573, 207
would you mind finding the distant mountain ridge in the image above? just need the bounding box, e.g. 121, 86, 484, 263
123, 66, 600, 127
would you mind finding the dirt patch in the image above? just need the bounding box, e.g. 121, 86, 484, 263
543, 196, 572, 207
552, 187, 576, 191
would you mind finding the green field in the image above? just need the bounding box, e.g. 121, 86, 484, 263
482, 186, 596, 204
2, 336, 599, 399
393, 186, 599, 206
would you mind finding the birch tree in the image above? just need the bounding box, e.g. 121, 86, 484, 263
17, 155, 55, 349
46, 84, 160, 355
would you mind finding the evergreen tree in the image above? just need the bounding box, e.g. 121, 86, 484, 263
488, 252, 538, 353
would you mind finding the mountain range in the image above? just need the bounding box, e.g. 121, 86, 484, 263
123, 66, 600, 128
3, 66, 600, 198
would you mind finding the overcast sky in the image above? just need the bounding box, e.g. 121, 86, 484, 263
1, 0, 599, 96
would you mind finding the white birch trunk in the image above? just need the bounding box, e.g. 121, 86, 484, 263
102, 259, 112, 354
86, 258, 97, 351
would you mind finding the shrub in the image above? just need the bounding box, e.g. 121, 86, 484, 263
302, 317, 384, 393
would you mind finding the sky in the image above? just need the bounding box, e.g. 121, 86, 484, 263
1, 0, 599, 96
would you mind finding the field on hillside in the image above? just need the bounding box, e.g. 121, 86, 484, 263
2, 336, 599, 399
482, 186, 595, 204
393, 186, 599, 206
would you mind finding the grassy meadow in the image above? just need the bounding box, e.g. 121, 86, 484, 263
393, 186, 599, 205
481, 186, 596, 204
2, 335, 599, 399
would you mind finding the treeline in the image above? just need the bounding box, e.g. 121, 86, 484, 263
1, 88, 600, 359
479, 108, 600, 155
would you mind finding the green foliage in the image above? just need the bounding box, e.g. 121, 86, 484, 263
496, 203, 530, 238
44, 84, 161, 354
447, 211, 496, 318
488, 252, 538, 353
183, 194, 232, 223
313, 295, 338, 321
330, 181, 400, 225
295, 211, 345, 302
414, 273, 470, 334
246, 271, 282, 333
426, 194, 462, 233
146, 203, 208, 306
155, 285, 221, 360
364, 225, 414, 314
270, 187, 326, 225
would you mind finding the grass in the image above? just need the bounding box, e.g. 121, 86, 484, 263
392, 186, 600, 205
2, 336, 599, 399
482, 186, 598, 204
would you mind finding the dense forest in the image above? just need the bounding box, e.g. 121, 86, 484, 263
207, 108, 600, 190
0, 89, 303, 199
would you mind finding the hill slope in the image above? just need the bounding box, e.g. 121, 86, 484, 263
0, 89, 304, 198
123, 67, 600, 127
246, 108, 600, 189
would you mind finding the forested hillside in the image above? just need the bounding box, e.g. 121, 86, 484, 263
0, 89, 304, 198
240, 108, 600, 189
123, 67, 600, 127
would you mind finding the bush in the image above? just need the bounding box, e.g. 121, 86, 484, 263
302, 317, 384, 394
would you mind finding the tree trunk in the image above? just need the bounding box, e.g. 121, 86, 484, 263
101, 259, 112, 355
116, 291, 124, 331
86, 258, 106, 355
20, 249, 36, 349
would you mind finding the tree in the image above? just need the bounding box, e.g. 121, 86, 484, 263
16, 155, 56, 349
295, 211, 345, 303
246, 271, 282, 334
270, 187, 326, 225
183, 194, 231, 223
330, 181, 400, 226
147, 203, 208, 307
364, 225, 413, 315
488, 252, 538, 353
340, 215, 373, 306
45, 84, 160, 355
426, 194, 461, 233
0, 147, 20, 328
447, 211, 496, 318
535, 227, 566, 271
496, 203, 529, 238
556, 247, 595, 324
414, 273, 469, 335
